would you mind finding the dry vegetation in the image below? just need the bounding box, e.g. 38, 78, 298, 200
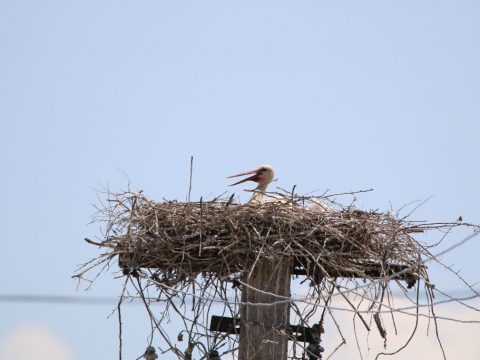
75, 189, 479, 360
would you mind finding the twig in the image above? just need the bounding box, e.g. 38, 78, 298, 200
188, 156, 193, 203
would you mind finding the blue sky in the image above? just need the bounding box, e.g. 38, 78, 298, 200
1, 1, 479, 359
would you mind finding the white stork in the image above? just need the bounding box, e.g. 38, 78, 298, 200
228, 164, 331, 211
227, 164, 275, 204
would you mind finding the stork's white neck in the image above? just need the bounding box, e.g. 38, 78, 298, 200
249, 183, 269, 204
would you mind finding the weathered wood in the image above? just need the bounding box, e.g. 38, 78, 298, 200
292, 258, 418, 288
119, 254, 419, 288
238, 257, 292, 360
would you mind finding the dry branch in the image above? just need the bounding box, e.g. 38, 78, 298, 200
75, 189, 479, 360
95, 191, 430, 288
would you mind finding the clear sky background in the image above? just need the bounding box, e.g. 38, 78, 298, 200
1, 1, 479, 359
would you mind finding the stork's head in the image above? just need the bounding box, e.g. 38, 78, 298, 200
227, 164, 275, 187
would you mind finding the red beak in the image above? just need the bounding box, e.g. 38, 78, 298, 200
227, 169, 260, 186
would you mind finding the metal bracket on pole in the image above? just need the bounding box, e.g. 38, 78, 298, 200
209, 316, 323, 344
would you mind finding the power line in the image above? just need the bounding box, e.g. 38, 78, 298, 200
1, 289, 477, 306
2, 289, 479, 324
0, 294, 123, 305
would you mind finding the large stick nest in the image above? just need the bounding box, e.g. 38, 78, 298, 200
94, 191, 429, 287
77, 189, 480, 359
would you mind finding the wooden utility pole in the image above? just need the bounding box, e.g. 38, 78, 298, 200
238, 257, 292, 360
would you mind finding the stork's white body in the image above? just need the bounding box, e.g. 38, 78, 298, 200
228, 164, 331, 210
